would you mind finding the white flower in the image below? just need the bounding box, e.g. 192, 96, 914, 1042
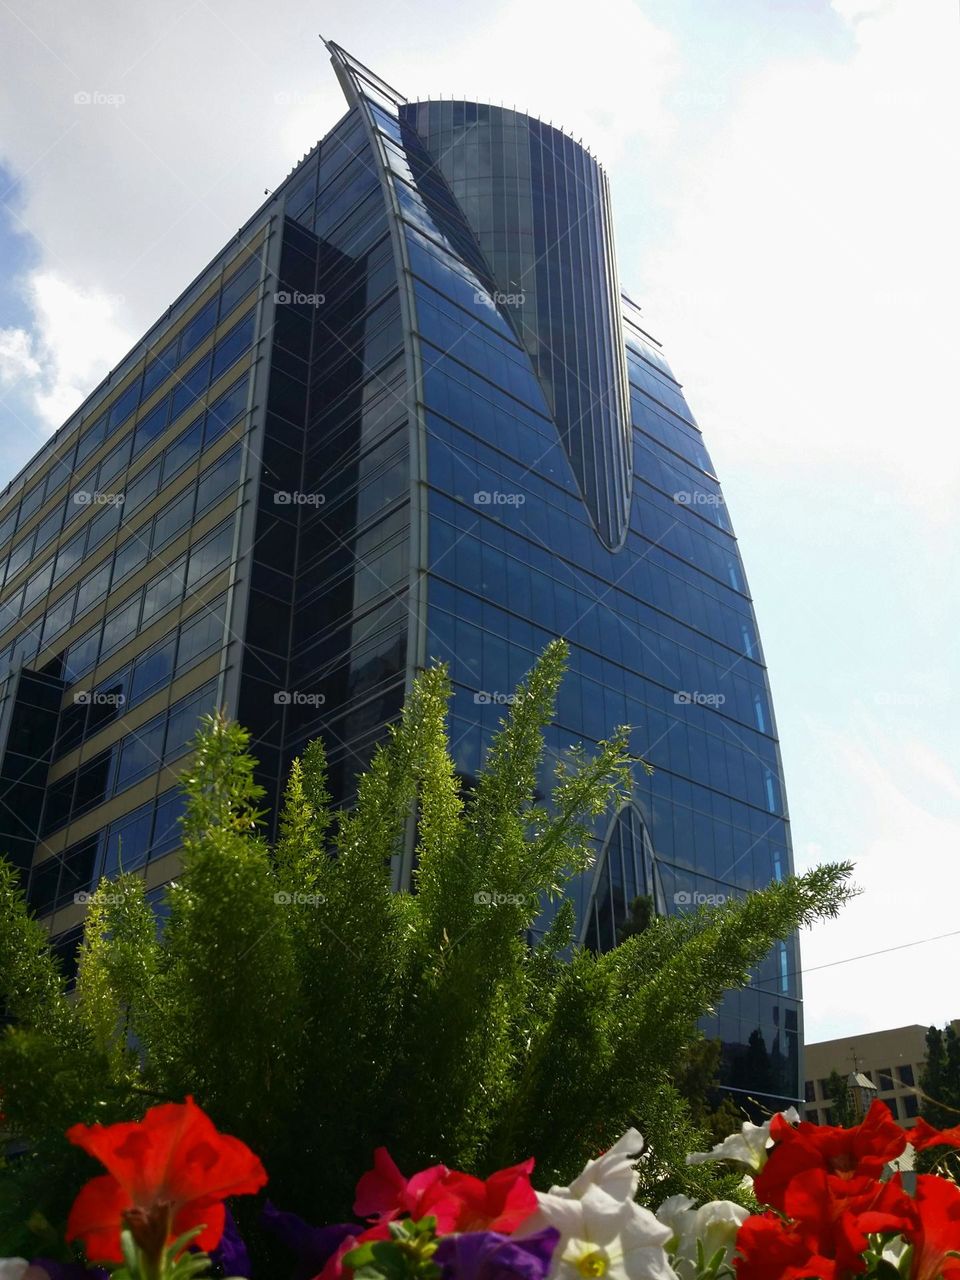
0, 1262, 29, 1280
520, 1183, 678, 1280
655, 1197, 749, 1278
685, 1107, 799, 1172
549, 1129, 646, 1203
881, 1236, 909, 1267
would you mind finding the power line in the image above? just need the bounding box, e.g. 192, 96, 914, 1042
802, 929, 960, 976
751, 928, 960, 992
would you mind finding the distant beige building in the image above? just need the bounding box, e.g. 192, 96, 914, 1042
804, 1021, 960, 1129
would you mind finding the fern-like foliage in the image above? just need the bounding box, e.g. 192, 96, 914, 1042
0, 640, 855, 1268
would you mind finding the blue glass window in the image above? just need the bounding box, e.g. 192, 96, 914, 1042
219, 258, 259, 316
161, 422, 203, 486
141, 339, 178, 399
186, 520, 234, 588
129, 634, 176, 706
211, 313, 255, 382
122, 461, 161, 518
170, 357, 211, 423
151, 788, 185, 856
152, 489, 194, 551
107, 380, 141, 434
76, 415, 107, 466
203, 375, 248, 444
74, 562, 111, 616
114, 715, 165, 790
134, 398, 170, 450
101, 597, 140, 656
178, 297, 218, 361
102, 802, 154, 877
141, 561, 186, 626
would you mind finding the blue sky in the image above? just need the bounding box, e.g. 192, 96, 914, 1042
1, 0, 957, 1041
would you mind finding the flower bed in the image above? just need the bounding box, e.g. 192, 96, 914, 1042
3, 1099, 959, 1279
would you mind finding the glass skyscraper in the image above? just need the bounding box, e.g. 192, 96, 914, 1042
0, 43, 800, 1109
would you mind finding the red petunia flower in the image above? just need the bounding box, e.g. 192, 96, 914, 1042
316, 1222, 392, 1280
424, 1159, 538, 1233
353, 1148, 455, 1229
893, 1173, 960, 1280
781, 1167, 915, 1275
65, 1096, 267, 1264
754, 1101, 907, 1214
353, 1150, 538, 1236
908, 1116, 960, 1153
734, 1211, 838, 1280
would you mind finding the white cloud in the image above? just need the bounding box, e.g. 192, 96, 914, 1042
0, 272, 134, 428
396, 0, 682, 162
642, 0, 960, 518
0, 0, 682, 447
0, 327, 41, 384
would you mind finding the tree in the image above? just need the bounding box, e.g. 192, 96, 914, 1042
671, 1037, 744, 1146
920, 1024, 960, 1128
918, 1023, 960, 1178
0, 641, 855, 1269
616, 893, 655, 943
825, 1069, 856, 1127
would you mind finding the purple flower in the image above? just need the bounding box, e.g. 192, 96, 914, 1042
209, 1208, 252, 1277
434, 1228, 561, 1280
260, 1201, 360, 1280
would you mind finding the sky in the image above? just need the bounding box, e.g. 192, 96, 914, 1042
0, 0, 958, 1043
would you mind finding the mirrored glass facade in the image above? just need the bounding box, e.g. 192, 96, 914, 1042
0, 42, 800, 1108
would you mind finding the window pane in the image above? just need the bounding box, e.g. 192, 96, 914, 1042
203, 375, 248, 445
176, 601, 225, 672
141, 561, 186, 625
130, 634, 176, 705
76, 415, 107, 465
169, 357, 211, 424
211, 313, 255, 382
177, 297, 218, 361
114, 717, 164, 790
141, 339, 178, 399
103, 803, 153, 877
151, 489, 194, 552
122, 460, 161, 518
219, 258, 259, 317
151, 789, 185, 856
196, 447, 241, 513
134, 399, 170, 450
75, 562, 111, 616
161, 422, 203, 486
186, 520, 234, 588
101, 597, 141, 655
